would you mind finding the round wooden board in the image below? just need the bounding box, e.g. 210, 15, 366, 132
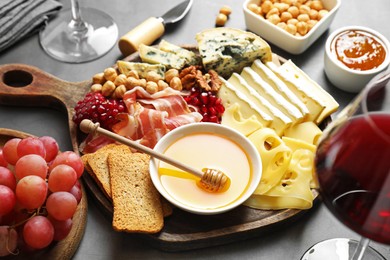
0, 128, 88, 260
0, 50, 326, 252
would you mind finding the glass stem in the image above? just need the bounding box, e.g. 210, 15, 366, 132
351, 237, 370, 260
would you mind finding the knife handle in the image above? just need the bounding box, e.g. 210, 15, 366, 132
118, 17, 165, 56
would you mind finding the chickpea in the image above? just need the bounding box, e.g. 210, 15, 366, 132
114, 74, 127, 86
267, 14, 281, 24
248, 3, 262, 15
288, 6, 299, 18
145, 71, 163, 83
266, 7, 280, 19
165, 69, 179, 84
90, 84, 102, 93
310, 0, 324, 11
157, 80, 169, 91
92, 72, 105, 85
146, 81, 158, 94
296, 21, 308, 35
103, 67, 117, 82
170, 77, 182, 91
280, 11, 293, 22
318, 9, 328, 20
297, 13, 310, 22
285, 23, 297, 35
308, 9, 318, 20
102, 81, 116, 97
215, 13, 228, 27
299, 4, 310, 15
261, 0, 273, 14
219, 5, 232, 16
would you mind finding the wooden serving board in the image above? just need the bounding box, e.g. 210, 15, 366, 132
0, 128, 88, 260
0, 51, 319, 252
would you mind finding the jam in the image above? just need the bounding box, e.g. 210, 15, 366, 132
331, 30, 386, 71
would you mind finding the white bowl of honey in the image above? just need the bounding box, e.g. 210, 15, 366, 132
324, 26, 390, 93
149, 123, 262, 215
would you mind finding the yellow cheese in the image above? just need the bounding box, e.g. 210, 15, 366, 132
248, 128, 292, 194
245, 149, 315, 210
241, 67, 304, 125
228, 73, 292, 136
218, 77, 273, 127
221, 103, 263, 136
251, 60, 309, 119
279, 60, 339, 124
266, 61, 326, 123
284, 121, 323, 145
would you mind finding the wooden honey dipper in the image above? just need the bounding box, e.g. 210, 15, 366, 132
79, 119, 230, 192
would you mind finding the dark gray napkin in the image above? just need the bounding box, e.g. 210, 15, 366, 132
0, 0, 62, 52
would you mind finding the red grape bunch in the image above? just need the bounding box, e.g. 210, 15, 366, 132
0, 136, 84, 256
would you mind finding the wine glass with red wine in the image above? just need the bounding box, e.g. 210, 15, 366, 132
302, 70, 390, 260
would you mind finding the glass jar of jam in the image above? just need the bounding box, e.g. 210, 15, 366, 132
330, 29, 387, 71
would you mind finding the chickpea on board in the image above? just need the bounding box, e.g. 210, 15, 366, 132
247, 0, 328, 37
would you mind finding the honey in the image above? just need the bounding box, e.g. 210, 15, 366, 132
331, 29, 386, 71
158, 132, 252, 210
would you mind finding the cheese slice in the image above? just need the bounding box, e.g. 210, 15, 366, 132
158, 40, 201, 66
284, 121, 323, 145
195, 28, 272, 78
251, 60, 310, 119
228, 73, 292, 136
221, 103, 263, 136
279, 60, 339, 124
241, 67, 304, 125
218, 77, 273, 127
266, 61, 326, 123
248, 128, 292, 195
138, 44, 187, 70
245, 149, 315, 210
117, 61, 166, 79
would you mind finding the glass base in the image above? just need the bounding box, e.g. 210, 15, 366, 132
39, 7, 118, 63
301, 238, 385, 260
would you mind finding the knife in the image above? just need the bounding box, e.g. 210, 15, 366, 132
118, 0, 193, 56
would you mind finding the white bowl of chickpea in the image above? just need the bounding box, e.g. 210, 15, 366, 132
243, 0, 341, 54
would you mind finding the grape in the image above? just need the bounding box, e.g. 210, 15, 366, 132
0, 167, 16, 190
2, 138, 21, 165
48, 216, 72, 241
39, 136, 59, 162
17, 137, 46, 158
14, 154, 48, 180
50, 151, 84, 178
23, 216, 54, 249
46, 192, 77, 221
0, 226, 18, 256
69, 181, 82, 204
15, 176, 47, 210
48, 164, 77, 192
0, 185, 16, 216
0, 149, 8, 167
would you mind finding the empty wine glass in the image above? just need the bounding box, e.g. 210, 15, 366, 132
39, 0, 118, 63
302, 70, 390, 260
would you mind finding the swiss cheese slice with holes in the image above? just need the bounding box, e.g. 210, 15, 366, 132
245, 149, 315, 210
241, 67, 304, 125
251, 60, 310, 119
221, 103, 263, 136
218, 77, 273, 127
278, 60, 339, 124
266, 61, 326, 123
195, 28, 272, 78
228, 73, 292, 136
248, 128, 292, 194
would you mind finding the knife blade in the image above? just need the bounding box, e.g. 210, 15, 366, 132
118, 0, 193, 56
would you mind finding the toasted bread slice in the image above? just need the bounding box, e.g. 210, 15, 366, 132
109, 152, 164, 233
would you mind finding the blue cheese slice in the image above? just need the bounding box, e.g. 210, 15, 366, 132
195, 28, 272, 78
251, 60, 310, 119
138, 44, 186, 70
241, 67, 304, 125
158, 40, 201, 66
228, 73, 292, 136
117, 61, 166, 79
218, 77, 273, 127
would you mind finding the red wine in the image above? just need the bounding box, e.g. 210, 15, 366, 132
316, 113, 390, 244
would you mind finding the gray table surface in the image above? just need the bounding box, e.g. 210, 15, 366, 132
1, 0, 389, 259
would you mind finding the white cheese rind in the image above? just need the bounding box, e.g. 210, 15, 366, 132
241, 67, 304, 125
